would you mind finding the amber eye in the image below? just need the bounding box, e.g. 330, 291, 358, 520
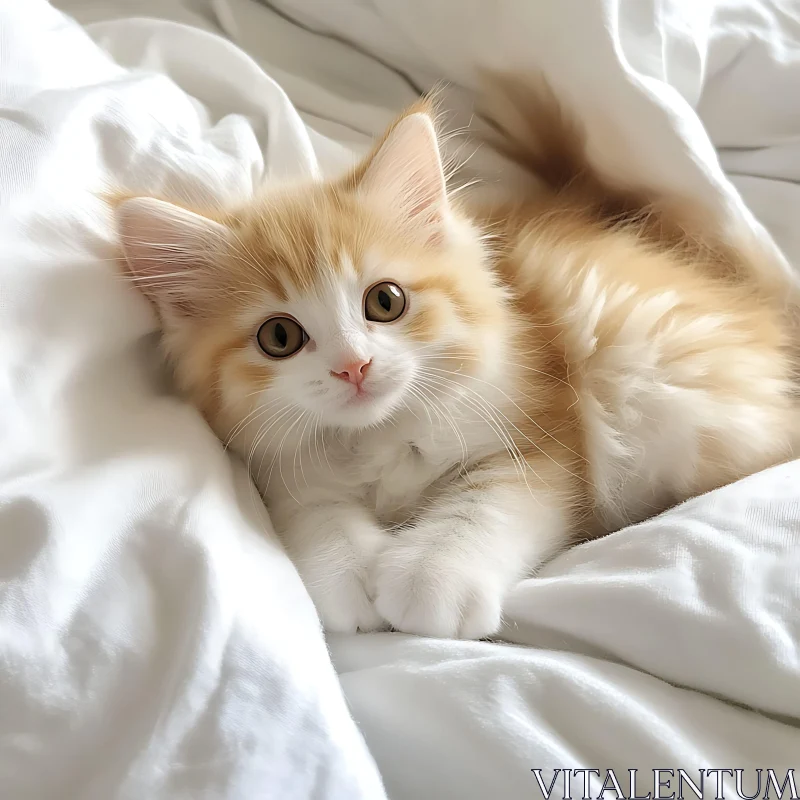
364, 282, 406, 323
256, 317, 308, 359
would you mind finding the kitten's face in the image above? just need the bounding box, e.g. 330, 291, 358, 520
240, 252, 419, 430
118, 111, 507, 437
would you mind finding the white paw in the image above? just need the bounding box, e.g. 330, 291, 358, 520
309, 570, 386, 634
373, 531, 507, 639
292, 525, 388, 634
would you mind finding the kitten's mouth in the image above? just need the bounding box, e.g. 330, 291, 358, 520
345, 386, 372, 405
330, 380, 403, 428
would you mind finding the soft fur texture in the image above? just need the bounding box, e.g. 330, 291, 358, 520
116, 78, 798, 639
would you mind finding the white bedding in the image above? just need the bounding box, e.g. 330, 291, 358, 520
2, 0, 799, 797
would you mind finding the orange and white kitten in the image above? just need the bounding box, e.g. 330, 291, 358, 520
116, 81, 798, 639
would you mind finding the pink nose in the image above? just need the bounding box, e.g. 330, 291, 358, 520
331, 359, 372, 385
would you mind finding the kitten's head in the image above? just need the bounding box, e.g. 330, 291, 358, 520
117, 108, 509, 438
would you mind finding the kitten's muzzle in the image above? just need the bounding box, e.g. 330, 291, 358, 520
330, 358, 372, 386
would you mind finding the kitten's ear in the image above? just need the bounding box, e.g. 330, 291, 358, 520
116, 197, 232, 317
359, 113, 449, 242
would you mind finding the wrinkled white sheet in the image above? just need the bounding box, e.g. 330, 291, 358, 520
1, 0, 797, 797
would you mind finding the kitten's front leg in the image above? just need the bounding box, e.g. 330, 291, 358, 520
272, 500, 389, 634
373, 460, 572, 639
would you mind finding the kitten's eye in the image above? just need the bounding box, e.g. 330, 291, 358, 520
364, 281, 406, 323
257, 317, 308, 359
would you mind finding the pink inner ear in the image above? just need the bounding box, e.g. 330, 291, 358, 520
359, 113, 449, 237
408, 194, 441, 220
117, 197, 231, 317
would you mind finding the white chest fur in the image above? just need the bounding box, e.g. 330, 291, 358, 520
250, 404, 502, 524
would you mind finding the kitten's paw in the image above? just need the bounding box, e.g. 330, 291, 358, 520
373, 534, 506, 639
293, 525, 388, 634
313, 574, 386, 634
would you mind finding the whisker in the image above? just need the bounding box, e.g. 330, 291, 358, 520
250, 405, 298, 484
416, 368, 586, 485
415, 373, 533, 489
419, 365, 587, 468
294, 411, 314, 490
410, 381, 470, 479
267, 410, 308, 506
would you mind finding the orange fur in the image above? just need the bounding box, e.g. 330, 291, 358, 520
124, 83, 797, 527
477, 74, 798, 528
114, 78, 799, 637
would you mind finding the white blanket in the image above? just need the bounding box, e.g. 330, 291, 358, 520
2, 1, 798, 797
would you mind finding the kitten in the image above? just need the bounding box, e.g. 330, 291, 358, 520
115, 79, 798, 639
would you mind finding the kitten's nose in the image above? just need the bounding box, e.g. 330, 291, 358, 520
331, 358, 372, 386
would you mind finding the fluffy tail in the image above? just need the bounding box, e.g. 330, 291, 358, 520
478, 72, 800, 302
478, 74, 594, 193
478, 71, 800, 401
477, 72, 660, 227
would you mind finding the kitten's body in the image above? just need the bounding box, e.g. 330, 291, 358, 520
117, 80, 798, 639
